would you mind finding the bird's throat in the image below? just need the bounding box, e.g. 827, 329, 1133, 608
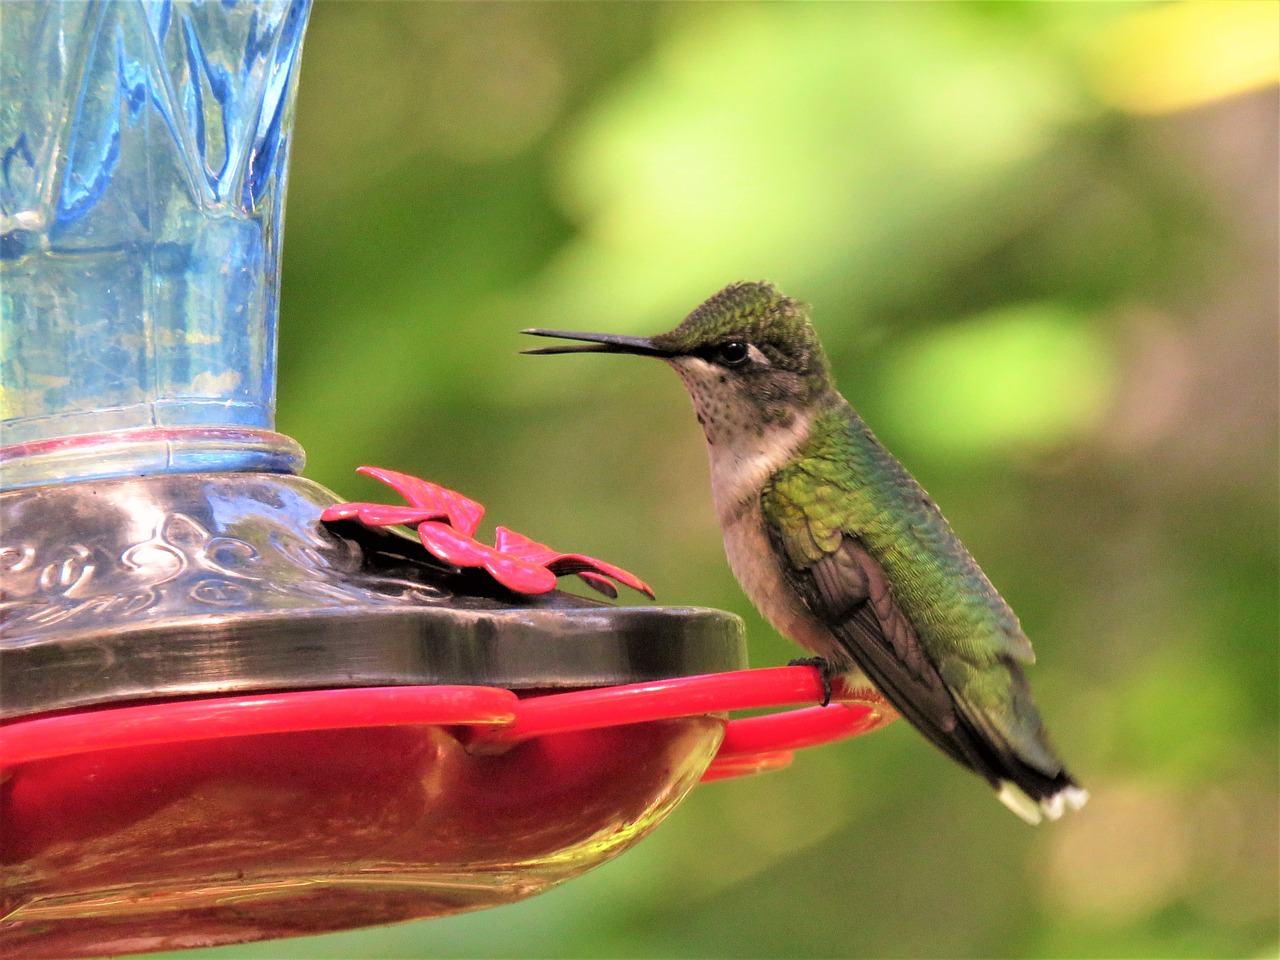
704, 408, 815, 526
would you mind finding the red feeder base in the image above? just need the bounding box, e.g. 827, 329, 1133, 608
0, 670, 893, 959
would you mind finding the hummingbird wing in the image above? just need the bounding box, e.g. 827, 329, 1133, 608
768, 529, 990, 773
760, 446, 1082, 821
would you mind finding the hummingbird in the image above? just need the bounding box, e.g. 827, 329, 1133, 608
523, 281, 1087, 824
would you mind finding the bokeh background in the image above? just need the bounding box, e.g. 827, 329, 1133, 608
164, 2, 1277, 958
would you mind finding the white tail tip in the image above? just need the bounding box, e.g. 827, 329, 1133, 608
998, 782, 1090, 825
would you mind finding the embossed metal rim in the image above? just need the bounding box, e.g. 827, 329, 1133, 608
0, 602, 747, 720
0, 472, 747, 720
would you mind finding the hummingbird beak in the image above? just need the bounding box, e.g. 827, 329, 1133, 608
521, 329, 673, 358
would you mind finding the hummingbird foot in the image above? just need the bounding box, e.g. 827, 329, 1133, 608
788, 656, 835, 706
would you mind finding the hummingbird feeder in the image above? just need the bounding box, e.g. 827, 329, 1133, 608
0, 3, 894, 958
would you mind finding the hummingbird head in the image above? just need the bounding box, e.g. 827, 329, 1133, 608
524, 281, 836, 447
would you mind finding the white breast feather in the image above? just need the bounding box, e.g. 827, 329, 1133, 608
704, 410, 855, 671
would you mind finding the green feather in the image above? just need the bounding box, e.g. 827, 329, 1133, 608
762, 400, 1064, 770
765, 402, 1034, 665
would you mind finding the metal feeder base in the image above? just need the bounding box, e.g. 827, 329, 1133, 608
0, 473, 746, 718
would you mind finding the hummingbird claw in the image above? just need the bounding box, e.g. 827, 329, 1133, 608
788, 656, 834, 706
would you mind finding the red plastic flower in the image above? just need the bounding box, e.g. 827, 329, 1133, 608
321, 467, 485, 535
320, 466, 654, 600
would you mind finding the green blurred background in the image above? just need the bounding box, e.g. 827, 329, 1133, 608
167, 2, 1278, 957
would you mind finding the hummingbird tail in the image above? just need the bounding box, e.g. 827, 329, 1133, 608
945, 662, 1090, 824
997, 779, 1089, 825
943, 676, 1088, 825
897, 672, 1088, 825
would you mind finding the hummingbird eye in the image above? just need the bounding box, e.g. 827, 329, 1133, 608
714, 340, 751, 367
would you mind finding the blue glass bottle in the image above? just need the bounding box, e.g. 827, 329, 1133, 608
0, 0, 311, 489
